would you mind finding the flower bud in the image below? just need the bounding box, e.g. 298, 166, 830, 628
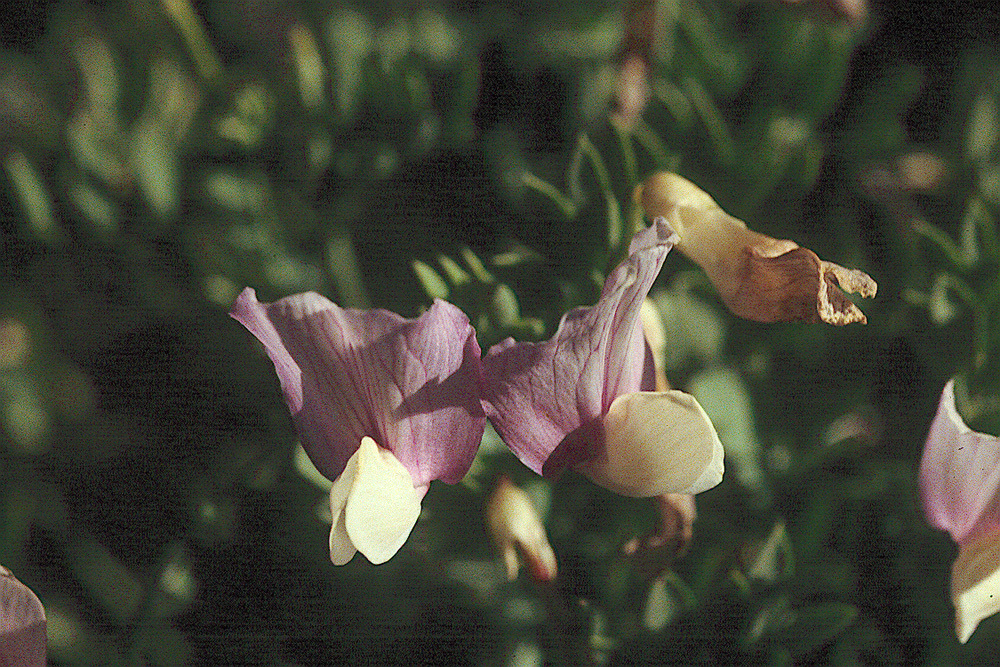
486, 476, 557, 582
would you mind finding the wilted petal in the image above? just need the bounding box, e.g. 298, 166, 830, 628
482, 220, 676, 473
919, 380, 1000, 545
329, 437, 424, 565
623, 493, 698, 580
486, 476, 557, 582
951, 530, 1000, 643
1, 565, 46, 667
576, 391, 724, 497
636, 172, 876, 325
231, 288, 486, 486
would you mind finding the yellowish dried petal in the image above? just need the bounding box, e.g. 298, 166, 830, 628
640, 298, 669, 391
636, 172, 876, 325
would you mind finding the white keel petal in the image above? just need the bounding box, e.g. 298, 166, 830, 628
344, 437, 423, 565
579, 391, 724, 497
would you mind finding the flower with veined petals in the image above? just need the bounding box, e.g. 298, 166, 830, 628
1, 565, 46, 667
920, 379, 1000, 643
637, 172, 876, 325
481, 220, 724, 498
231, 288, 486, 565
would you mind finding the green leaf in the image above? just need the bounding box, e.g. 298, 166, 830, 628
966, 92, 998, 162
67, 535, 143, 624
689, 367, 769, 499
412, 259, 450, 300
772, 603, 858, 660
3, 150, 58, 242
682, 77, 736, 167
746, 522, 795, 583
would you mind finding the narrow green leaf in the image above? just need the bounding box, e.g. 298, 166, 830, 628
773, 603, 858, 660
522, 171, 578, 219
3, 150, 58, 242
412, 259, 449, 300
461, 247, 494, 284
683, 77, 736, 166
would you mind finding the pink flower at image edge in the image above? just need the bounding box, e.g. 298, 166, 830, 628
1, 565, 46, 667
920, 379, 1000, 643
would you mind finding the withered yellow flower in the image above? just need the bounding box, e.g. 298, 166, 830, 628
636, 172, 876, 325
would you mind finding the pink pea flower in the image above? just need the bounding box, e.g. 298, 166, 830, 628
919, 379, 1000, 642
232, 289, 486, 565
482, 220, 724, 497
1, 565, 46, 667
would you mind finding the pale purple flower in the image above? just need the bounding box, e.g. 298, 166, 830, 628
231, 289, 486, 564
1, 565, 46, 667
481, 220, 724, 497
920, 379, 1000, 642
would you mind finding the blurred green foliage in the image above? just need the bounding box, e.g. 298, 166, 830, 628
2, 0, 1000, 664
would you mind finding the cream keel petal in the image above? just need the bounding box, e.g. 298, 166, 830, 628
578, 391, 724, 497
951, 530, 1000, 643
328, 447, 360, 565
344, 437, 423, 565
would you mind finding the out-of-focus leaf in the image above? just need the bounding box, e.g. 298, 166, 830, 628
131, 118, 179, 217
411, 9, 462, 63
966, 92, 998, 162
490, 284, 522, 328
3, 150, 58, 242
326, 228, 371, 309
746, 522, 795, 583
288, 23, 327, 110
682, 77, 736, 167
325, 9, 373, 119
437, 255, 471, 287
770, 603, 858, 660
216, 83, 273, 147
649, 276, 726, 368
68, 181, 120, 239
461, 247, 494, 284
412, 259, 450, 300
643, 576, 679, 631
67, 537, 142, 625
689, 367, 768, 499
1, 374, 51, 454
160, 0, 221, 80
927, 273, 962, 325
44, 598, 103, 665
